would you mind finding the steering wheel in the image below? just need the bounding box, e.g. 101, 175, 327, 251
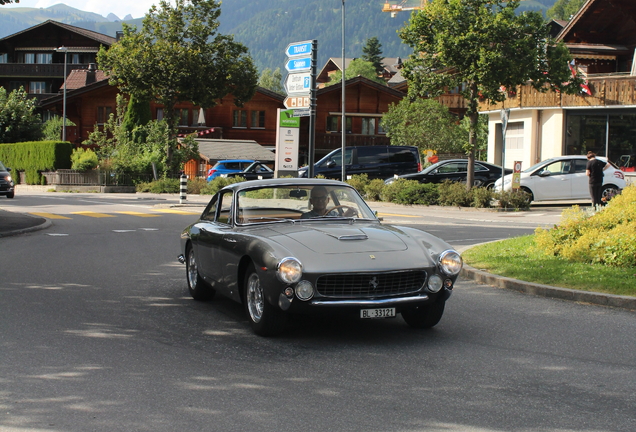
326, 205, 358, 217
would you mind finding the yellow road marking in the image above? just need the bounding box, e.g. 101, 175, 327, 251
151, 209, 201, 215
115, 211, 161, 217
377, 212, 421, 218
71, 211, 116, 218
29, 212, 71, 220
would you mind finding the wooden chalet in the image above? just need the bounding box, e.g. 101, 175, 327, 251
481, 0, 636, 175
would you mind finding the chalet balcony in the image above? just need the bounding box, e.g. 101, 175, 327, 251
479, 73, 636, 110
0, 63, 90, 78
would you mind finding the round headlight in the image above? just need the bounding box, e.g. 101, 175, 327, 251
438, 250, 463, 276
427, 274, 443, 293
295, 280, 314, 301
277, 257, 302, 284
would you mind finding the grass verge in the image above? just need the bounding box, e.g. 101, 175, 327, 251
462, 235, 636, 297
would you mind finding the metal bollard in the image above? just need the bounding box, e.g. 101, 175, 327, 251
179, 174, 187, 204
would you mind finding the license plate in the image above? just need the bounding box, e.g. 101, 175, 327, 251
360, 308, 396, 319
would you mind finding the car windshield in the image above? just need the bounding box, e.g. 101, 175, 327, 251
236, 184, 377, 225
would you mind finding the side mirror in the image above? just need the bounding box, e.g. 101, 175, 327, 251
327, 160, 337, 168
538, 171, 551, 177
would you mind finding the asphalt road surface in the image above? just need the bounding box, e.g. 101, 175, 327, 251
1, 193, 634, 432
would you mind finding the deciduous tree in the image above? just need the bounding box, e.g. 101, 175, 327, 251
97, 0, 257, 169
547, 0, 585, 20
258, 68, 285, 95
326, 59, 386, 86
399, 0, 582, 189
0, 87, 42, 143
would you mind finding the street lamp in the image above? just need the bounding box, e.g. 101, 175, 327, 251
55, 46, 68, 142
341, 0, 346, 181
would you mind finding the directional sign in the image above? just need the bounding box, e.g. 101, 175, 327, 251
285, 57, 311, 73
286, 41, 313, 58
292, 109, 310, 117
283, 95, 310, 109
285, 72, 311, 95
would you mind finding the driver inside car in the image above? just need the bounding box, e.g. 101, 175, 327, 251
301, 186, 357, 218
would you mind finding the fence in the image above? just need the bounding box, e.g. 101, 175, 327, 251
40, 170, 153, 186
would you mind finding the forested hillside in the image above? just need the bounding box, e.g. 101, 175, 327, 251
1, 0, 558, 72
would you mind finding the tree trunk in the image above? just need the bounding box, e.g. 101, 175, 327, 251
465, 83, 479, 191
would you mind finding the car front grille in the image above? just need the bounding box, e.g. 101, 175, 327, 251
316, 271, 427, 298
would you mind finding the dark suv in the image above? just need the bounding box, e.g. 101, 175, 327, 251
298, 146, 421, 179
0, 160, 15, 199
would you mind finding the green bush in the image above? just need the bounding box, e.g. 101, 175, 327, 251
437, 180, 471, 206
71, 148, 98, 171
0, 141, 73, 184
187, 177, 207, 194
136, 178, 180, 193
200, 176, 245, 195
382, 178, 438, 205
495, 189, 532, 210
345, 174, 370, 195
364, 179, 386, 201
534, 186, 636, 267
470, 187, 495, 208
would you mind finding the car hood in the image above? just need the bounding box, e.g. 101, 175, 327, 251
268, 223, 408, 254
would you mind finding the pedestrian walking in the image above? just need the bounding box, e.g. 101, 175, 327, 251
585, 151, 610, 206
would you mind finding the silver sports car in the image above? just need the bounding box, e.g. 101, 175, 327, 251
179, 178, 462, 336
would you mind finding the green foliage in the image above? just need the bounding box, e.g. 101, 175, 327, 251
364, 179, 386, 202
70, 148, 98, 171
547, 0, 585, 20
399, 0, 582, 188
200, 176, 245, 195
381, 98, 464, 154
121, 94, 152, 143
437, 180, 471, 207
382, 178, 439, 205
98, 0, 258, 165
470, 186, 495, 208
258, 67, 285, 95
361, 37, 384, 74
0, 141, 72, 184
0, 87, 43, 143
135, 178, 181, 193
325, 59, 386, 87
494, 189, 532, 210
186, 177, 208, 194
42, 117, 77, 141
345, 174, 369, 195
534, 186, 636, 267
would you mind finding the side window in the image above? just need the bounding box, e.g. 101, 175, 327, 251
200, 196, 219, 222
357, 147, 387, 164
573, 159, 588, 173
541, 161, 568, 175
217, 191, 234, 224
474, 163, 489, 172
389, 148, 416, 163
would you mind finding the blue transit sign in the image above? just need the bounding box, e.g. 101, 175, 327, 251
285, 57, 311, 73
285, 41, 313, 58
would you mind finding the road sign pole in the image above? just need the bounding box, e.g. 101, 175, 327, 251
308, 40, 317, 178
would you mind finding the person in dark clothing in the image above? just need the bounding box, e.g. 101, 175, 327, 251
585, 151, 610, 206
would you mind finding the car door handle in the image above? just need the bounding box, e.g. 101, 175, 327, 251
224, 238, 237, 243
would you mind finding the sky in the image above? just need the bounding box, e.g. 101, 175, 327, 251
3, 0, 159, 20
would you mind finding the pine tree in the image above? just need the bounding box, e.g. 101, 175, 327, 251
361, 37, 384, 74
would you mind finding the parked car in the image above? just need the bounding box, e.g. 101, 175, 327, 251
178, 178, 462, 336
298, 146, 421, 180
385, 159, 511, 188
206, 159, 255, 181
494, 155, 626, 202
224, 161, 274, 180
0, 160, 15, 199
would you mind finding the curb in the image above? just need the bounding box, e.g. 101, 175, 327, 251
0, 214, 52, 238
461, 264, 636, 311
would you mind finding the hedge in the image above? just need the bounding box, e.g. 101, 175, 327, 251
0, 141, 73, 184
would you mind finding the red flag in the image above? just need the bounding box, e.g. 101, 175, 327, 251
569, 60, 592, 95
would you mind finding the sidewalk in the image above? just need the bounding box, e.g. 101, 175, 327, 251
1, 191, 634, 311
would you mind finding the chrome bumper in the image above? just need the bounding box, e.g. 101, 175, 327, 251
311, 294, 430, 307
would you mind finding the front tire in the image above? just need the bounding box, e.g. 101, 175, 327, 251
401, 300, 445, 329
186, 244, 215, 301
520, 187, 534, 202
244, 263, 287, 336
6, 191, 14, 198
601, 184, 619, 202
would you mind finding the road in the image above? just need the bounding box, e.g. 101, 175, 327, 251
1, 193, 634, 432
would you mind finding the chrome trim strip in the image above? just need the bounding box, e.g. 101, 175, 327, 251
311, 294, 429, 307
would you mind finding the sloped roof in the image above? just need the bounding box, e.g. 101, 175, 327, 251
316, 75, 405, 99
0, 20, 116, 46
64, 68, 109, 90
557, 0, 636, 46
195, 139, 275, 162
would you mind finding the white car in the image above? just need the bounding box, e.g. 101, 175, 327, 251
494, 155, 626, 202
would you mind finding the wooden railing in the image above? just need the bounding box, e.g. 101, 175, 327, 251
0, 63, 90, 78
479, 74, 636, 111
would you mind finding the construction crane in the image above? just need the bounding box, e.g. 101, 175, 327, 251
382, 0, 427, 18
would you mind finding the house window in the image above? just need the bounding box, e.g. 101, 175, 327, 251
251, 110, 265, 128
0, 53, 7, 63
345, 116, 352, 134
505, 122, 524, 150
29, 81, 47, 94
71, 54, 81, 64
233, 110, 247, 128
326, 116, 339, 132
361, 118, 376, 135
10, 81, 26, 91
24, 53, 35, 64
98, 106, 113, 124
175, 108, 189, 126
377, 120, 386, 134
156, 108, 164, 121
36, 53, 52, 64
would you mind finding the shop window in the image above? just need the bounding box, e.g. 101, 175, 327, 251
233, 110, 247, 128
251, 110, 265, 128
